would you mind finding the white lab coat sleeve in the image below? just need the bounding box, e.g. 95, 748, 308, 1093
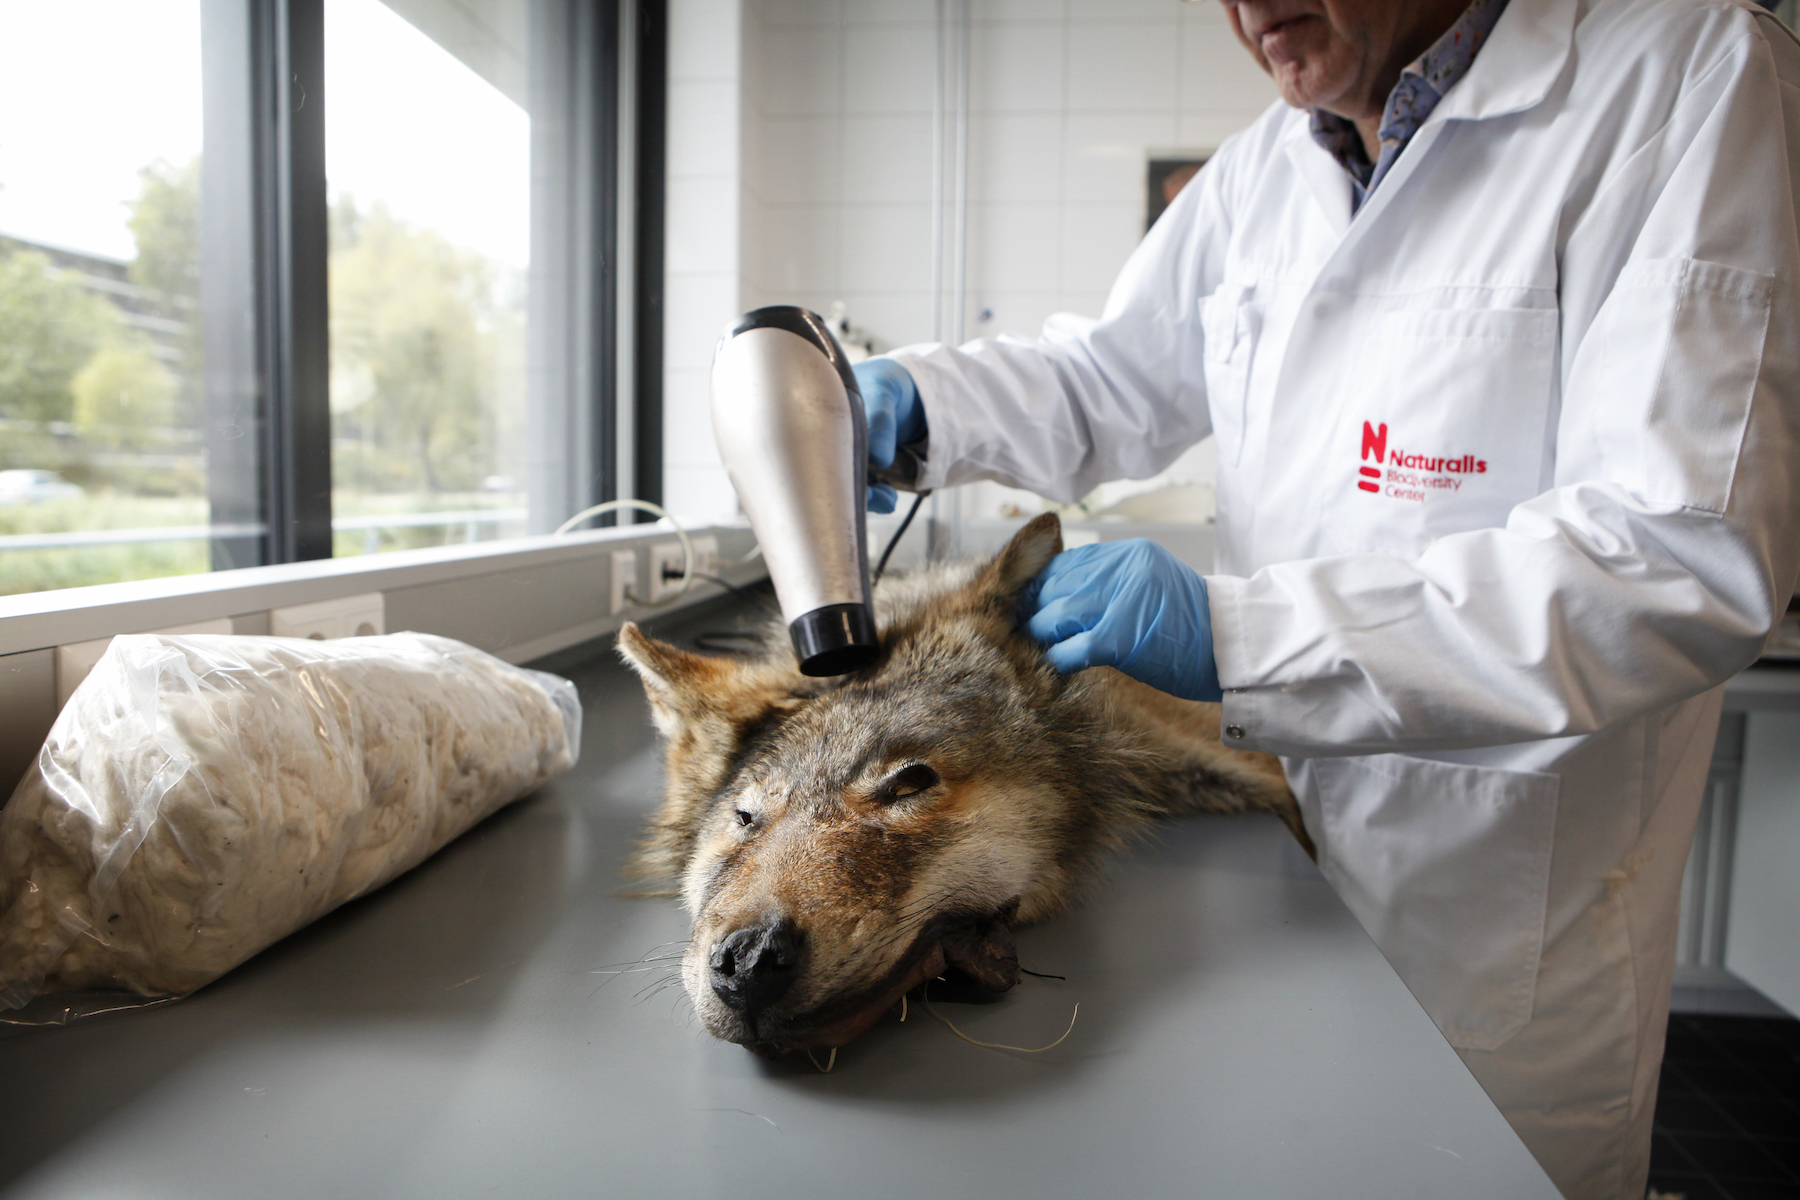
1211, 16, 1800, 758
885, 127, 1251, 503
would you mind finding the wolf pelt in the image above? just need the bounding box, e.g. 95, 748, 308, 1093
618, 513, 1304, 1055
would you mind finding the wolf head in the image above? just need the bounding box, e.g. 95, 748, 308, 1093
618, 514, 1171, 1053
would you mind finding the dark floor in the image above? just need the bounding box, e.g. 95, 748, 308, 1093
1647, 1012, 1800, 1200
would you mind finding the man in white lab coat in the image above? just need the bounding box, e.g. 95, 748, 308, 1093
852, 0, 1800, 1195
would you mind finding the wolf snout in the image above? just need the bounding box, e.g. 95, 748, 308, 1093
709, 918, 805, 1020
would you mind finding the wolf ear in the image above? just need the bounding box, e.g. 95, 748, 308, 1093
974, 512, 1064, 602
618, 623, 731, 732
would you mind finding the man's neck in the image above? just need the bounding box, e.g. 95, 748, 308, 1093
1353, 114, 1384, 163
1332, 0, 1474, 159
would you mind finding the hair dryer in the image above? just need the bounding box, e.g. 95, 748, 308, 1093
710, 306, 880, 677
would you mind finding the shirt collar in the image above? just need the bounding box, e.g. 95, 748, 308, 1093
1286, 0, 1577, 153
1308, 109, 1374, 185
1430, 0, 1579, 122
1309, 0, 1511, 178
1382, 0, 1511, 138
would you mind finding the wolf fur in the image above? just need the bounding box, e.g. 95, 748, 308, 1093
618, 513, 1303, 1055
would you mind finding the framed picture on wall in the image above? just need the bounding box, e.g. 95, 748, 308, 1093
1146, 157, 1210, 233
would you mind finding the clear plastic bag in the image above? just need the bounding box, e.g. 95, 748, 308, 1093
0, 632, 581, 1021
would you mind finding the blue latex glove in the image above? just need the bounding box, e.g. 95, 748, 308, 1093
853, 358, 926, 514
1022, 539, 1224, 702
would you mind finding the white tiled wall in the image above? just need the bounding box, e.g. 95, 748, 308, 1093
737, 0, 1275, 346
664, 0, 1280, 523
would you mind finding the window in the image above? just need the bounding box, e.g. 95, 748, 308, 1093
0, 1, 208, 594
0, 0, 657, 597
325, 0, 530, 556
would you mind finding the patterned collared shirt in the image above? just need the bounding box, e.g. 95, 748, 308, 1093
1309, 0, 1511, 211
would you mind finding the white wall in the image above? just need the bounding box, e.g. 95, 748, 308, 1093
665, 0, 1280, 523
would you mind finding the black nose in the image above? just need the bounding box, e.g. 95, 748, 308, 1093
710, 918, 804, 1019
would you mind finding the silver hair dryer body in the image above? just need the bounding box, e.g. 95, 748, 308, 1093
711, 307, 879, 677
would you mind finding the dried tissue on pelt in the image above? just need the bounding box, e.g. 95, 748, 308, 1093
0, 632, 581, 1021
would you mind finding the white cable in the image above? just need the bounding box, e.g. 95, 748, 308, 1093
554, 499, 694, 607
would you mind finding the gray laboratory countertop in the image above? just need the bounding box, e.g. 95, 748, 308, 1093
0, 612, 1558, 1199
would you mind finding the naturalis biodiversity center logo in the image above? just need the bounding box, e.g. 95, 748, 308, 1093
1358, 422, 1487, 503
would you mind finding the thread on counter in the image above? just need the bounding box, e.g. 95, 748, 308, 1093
923, 995, 1080, 1053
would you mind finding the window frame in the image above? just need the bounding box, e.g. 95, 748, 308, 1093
196, 0, 661, 566
630, 0, 666, 524
201, 0, 330, 571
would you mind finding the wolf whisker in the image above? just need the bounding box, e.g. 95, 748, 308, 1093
634, 970, 686, 1003
891, 881, 993, 923
587, 945, 691, 997
587, 959, 683, 976
589, 943, 690, 973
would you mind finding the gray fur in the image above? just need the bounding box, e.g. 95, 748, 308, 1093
618, 514, 1302, 1053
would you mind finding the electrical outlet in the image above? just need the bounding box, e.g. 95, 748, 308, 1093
56, 619, 233, 708
269, 593, 386, 641
690, 535, 719, 581
647, 541, 686, 602
609, 549, 639, 615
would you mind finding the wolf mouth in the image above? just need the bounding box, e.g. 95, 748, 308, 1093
740, 904, 1021, 1056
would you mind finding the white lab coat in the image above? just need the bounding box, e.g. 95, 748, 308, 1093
889, 0, 1800, 1195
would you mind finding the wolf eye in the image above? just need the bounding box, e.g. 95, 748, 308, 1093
883, 763, 940, 801
734, 809, 755, 827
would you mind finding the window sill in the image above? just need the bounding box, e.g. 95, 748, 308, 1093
0, 522, 765, 796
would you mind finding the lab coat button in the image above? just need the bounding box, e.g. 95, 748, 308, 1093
1225, 724, 1245, 740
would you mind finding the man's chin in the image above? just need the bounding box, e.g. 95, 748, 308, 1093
1273, 69, 1336, 112
1264, 40, 1362, 112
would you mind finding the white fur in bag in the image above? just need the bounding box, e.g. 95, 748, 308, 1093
0, 632, 581, 1008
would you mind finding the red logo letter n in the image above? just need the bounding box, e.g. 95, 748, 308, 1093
1361, 421, 1388, 464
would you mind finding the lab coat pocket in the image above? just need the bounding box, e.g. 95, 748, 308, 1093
1299, 752, 1559, 1052
1585, 257, 1771, 514
1201, 283, 1258, 466
1323, 306, 1557, 557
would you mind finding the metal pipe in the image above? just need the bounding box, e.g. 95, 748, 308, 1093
950, 0, 969, 349
931, 0, 947, 343
928, 0, 970, 562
